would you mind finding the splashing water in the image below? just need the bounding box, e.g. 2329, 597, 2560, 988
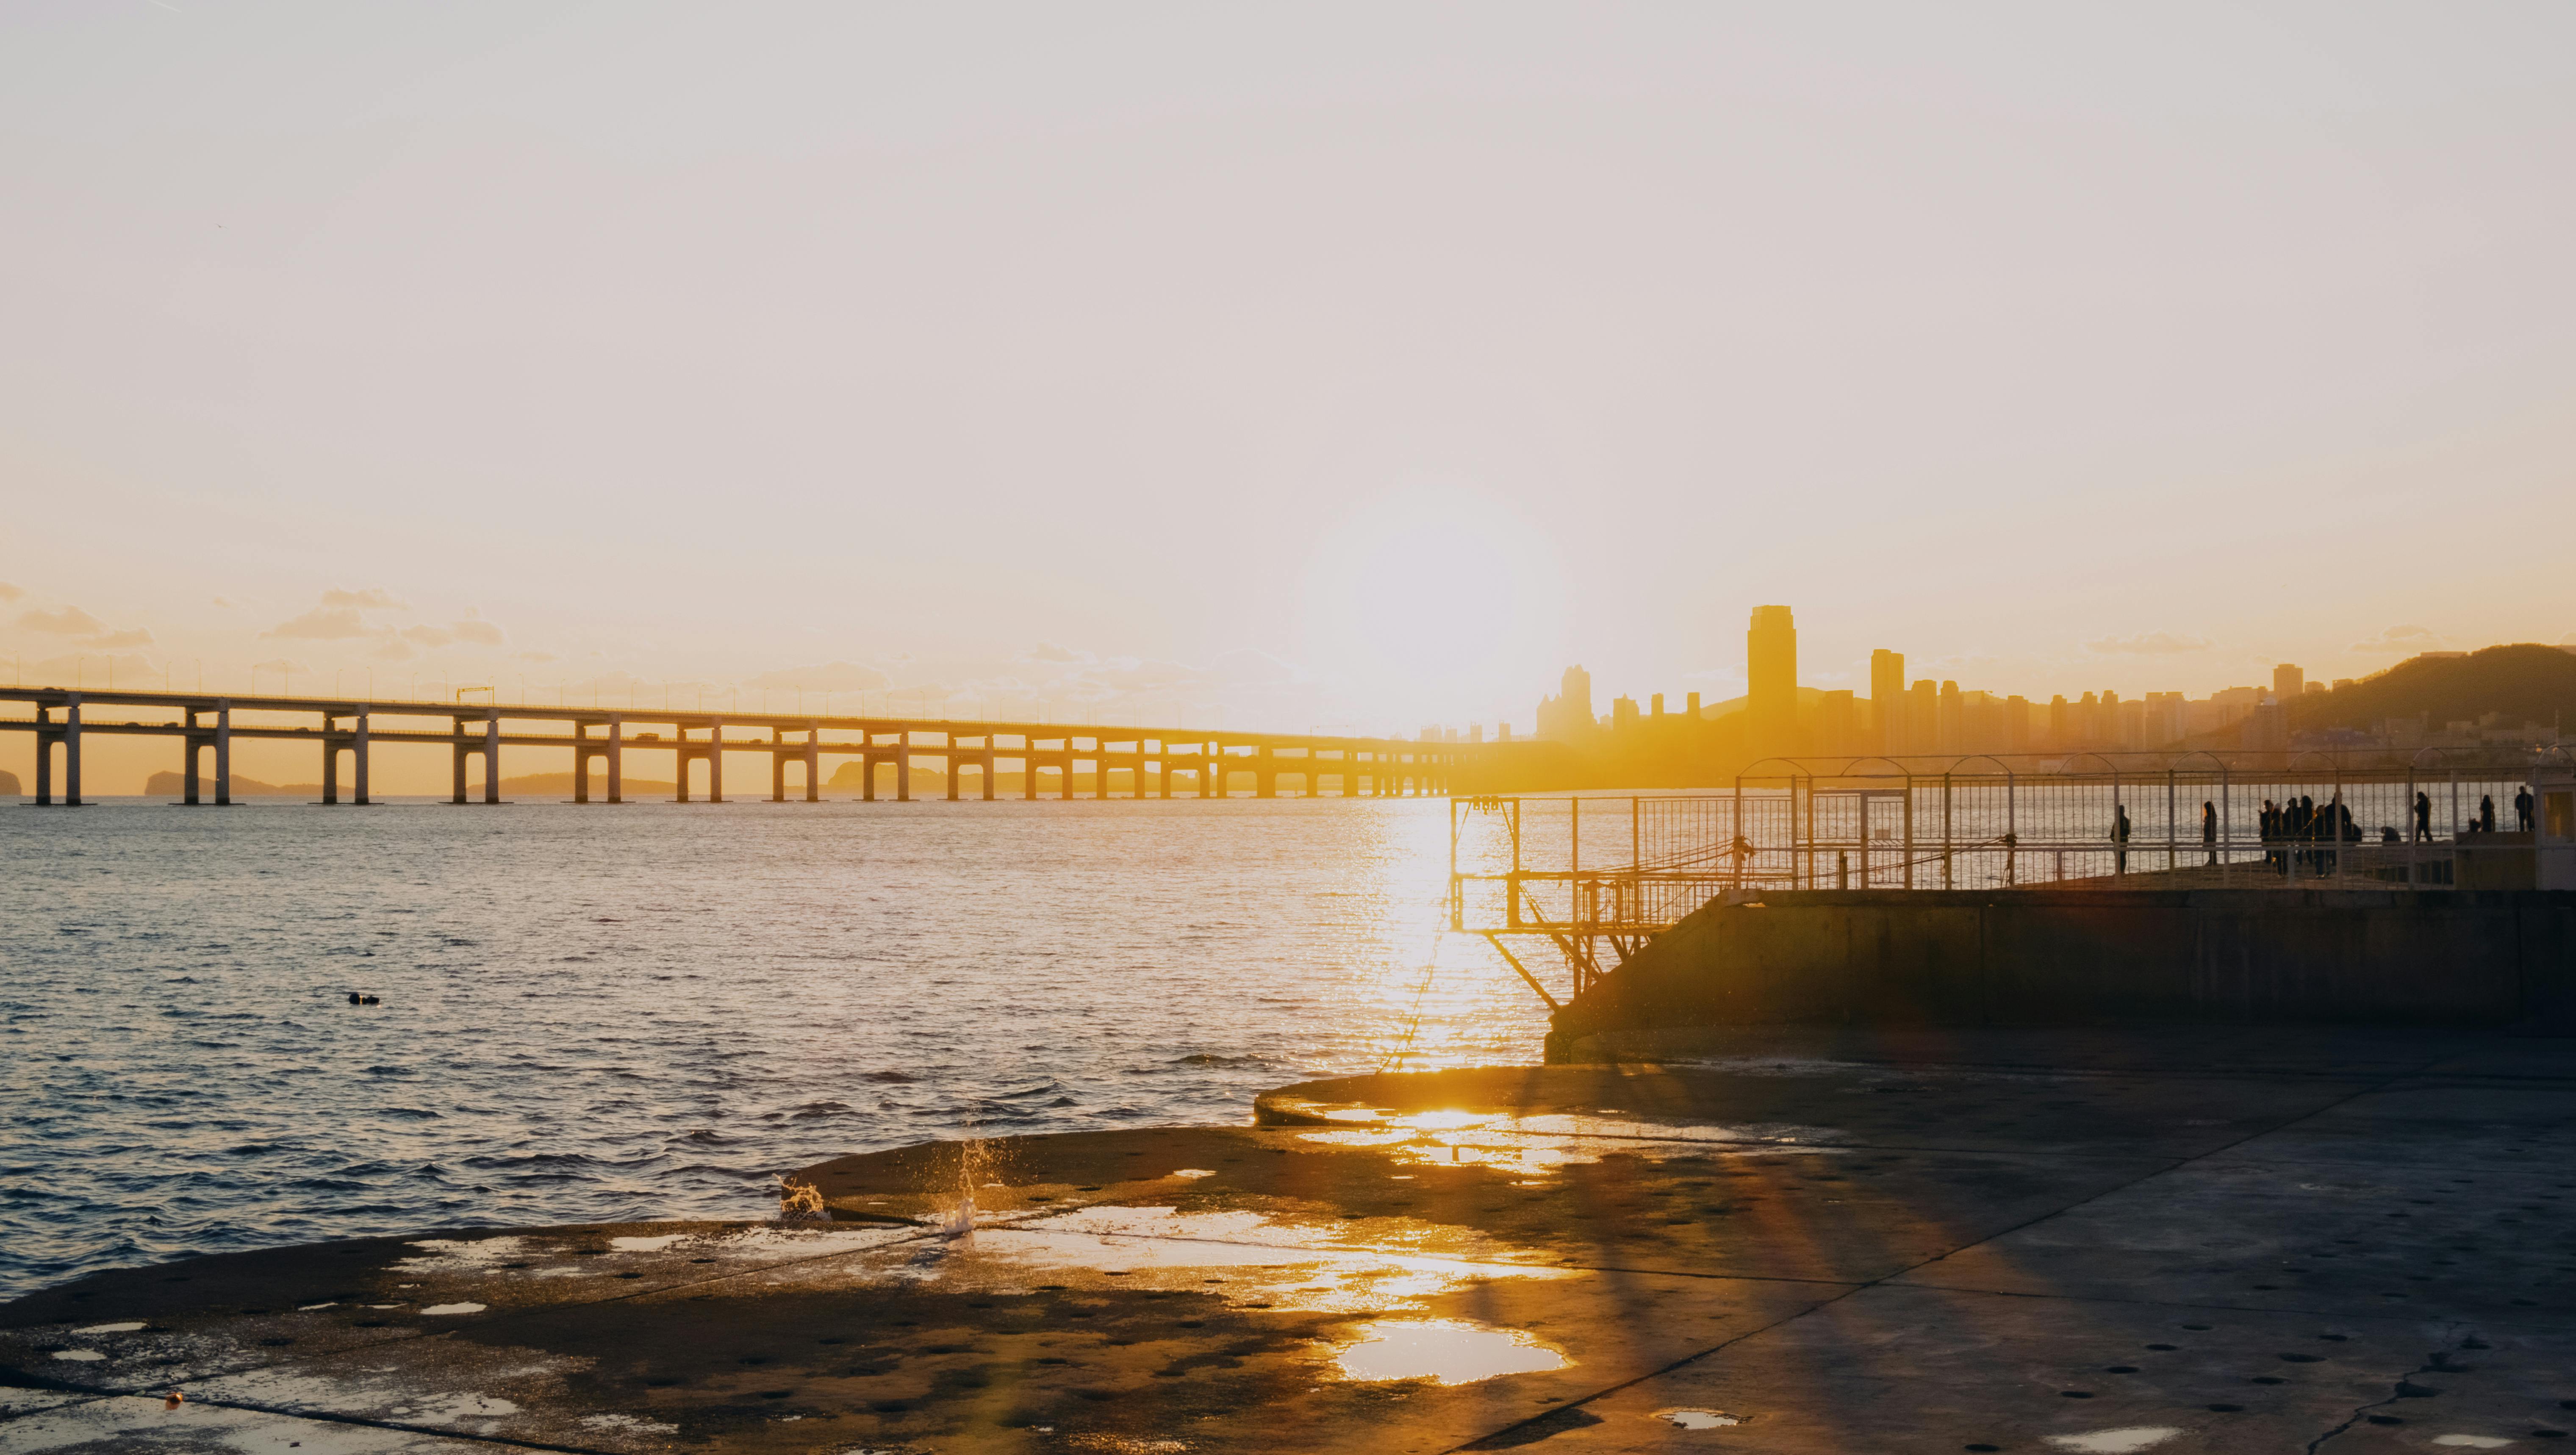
776, 1178, 827, 1222
941, 1137, 990, 1240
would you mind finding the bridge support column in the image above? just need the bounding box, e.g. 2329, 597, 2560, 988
771, 747, 787, 802
982, 748, 996, 800
33, 718, 50, 805
352, 713, 370, 804
1304, 756, 1318, 797
575, 731, 592, 803
483, 711, 502, 803
947, 742, 961, 801
1021, 745, 1037, 800
607, 716, 623, 802
675, 744, 691, 803
805, 730, 820, 802
1256, 745, 1274, 800
707, 719, 724, 803
1205, 742, 1221, 797
183, 718, 202, 805
896, 730, 911, 802
322, 722, 339, 804
452, 722, 469, 804
56, 697, 82, 805
860, 749, 877, 802
214, 703, 231, 805
1156, 749, 1168, 800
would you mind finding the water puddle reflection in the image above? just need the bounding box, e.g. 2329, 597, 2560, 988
1332, 1319, 1567, 1383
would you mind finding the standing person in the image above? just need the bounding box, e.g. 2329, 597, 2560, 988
2414, 791, 2433, 842
2517, 786, 2535, 832
2202, 800, 2218, 866
2112, 804, 2132, 874
2261, 798, 2282, 875
2479, 794, 2496, 834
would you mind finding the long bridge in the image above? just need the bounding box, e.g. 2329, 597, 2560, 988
0, 687, 1459, 805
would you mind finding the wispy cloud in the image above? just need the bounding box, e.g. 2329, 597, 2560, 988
19, 605, 106, 635
320, 586, 405, 610
0, 583, 23, 603
2085, 631, 2213, 655
2351, 624, 2440, 653
263, 605, 371, 640
451, 620, 505, 646
87, 628, 155, 650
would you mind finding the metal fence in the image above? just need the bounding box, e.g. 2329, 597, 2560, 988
1447, 747, 2571, 1005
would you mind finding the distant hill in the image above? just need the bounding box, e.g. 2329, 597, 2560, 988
0, 769, 17, 796
2291, 644, 2576, 732
141, 770, 313, 797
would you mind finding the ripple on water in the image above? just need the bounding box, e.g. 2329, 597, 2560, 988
0, 798, 1538, 1298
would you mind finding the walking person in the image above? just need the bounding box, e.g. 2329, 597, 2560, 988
2414, 791, 2433, 843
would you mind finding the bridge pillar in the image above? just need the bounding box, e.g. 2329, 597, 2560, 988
575, 728, 592, 803
1255, 744, 1274, 800
771, 745, 787, 802
56, 696, 82, 805
1021, 744, 1037, 800
182, 713, 202, 805
353, 713, 370, 804
322, 719, 338, 804
483, 711, 502, 803
982, 747, 996, 800
860, 747, 877, 802
896, 730, 912, 802
1205, 742, 1221, 798
1156, 747, 1169, 799
452, 719, 469, 804
947, 743, 961, 801
806, 729, 820, 802
1304, 755, 1318, 798
607, 716, 624, 802
707, 719, 725, 803
214, 702, 231, 805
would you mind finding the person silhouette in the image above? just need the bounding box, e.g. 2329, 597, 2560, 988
2479, 794, 2496, 834
2112, 804, 2132, 874
2516, 786, 2534, 833
2202, 800, 2218, 867
2413, 791, 2433, 843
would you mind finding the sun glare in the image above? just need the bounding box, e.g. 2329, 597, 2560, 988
1298, 484, 1567, 726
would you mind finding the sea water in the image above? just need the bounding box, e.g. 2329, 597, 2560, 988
0, 796, 1544, 1299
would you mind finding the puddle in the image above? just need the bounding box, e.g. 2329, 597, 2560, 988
1656, 1408, 1742, 1429
2047, 1429, 2181, 1454
610, 1234, 687, 1252
49, 1350, 105, 1361
2431, 1440, 2516, 1450
903, 1205, 1572, 1312
1333, 1319, 1567, 1384
73, 1322, 144, 1334
581, 1412, 681, 1436
420, 1302, 486, 1316
398, 1236, 529, 1272
1170, 1169, 1217, 1179
1300, 1125, 1845, 1178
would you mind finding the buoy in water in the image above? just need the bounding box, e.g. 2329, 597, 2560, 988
347, 992, 361, 1005
359, 995, 379, 1005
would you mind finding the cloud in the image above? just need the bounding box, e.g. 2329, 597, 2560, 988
2351, 624, 2441, 653
400, 625, 454, 647
516, 650, 559, 663
450, 619, 505, 646
743, 659, 892, 692
0, 582, 22, 603
19, 605, 106, 635
320, 587, 405, 610
86, 628, 155, 650
250, 657, 307, 674
1024, 641, 1090, 664
2085, 631, 2213, 655
371, 639, 417, 662
263, 605, 372, 640
211, 596, 237, 608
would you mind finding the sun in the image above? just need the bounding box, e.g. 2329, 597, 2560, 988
1298, 483, 1568, 728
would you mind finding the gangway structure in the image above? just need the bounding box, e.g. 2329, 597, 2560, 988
1449, 747, 2572, 1008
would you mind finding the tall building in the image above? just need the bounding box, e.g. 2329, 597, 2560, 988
1536, 666, 1597, 742
1747, 605, 1797, 747
2273, 663, 2305, 701
1869, 649, 1905, 751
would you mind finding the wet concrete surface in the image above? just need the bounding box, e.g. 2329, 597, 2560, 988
4, 1028, 2572, 1452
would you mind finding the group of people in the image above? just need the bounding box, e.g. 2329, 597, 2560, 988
2257, 795, 2358, 876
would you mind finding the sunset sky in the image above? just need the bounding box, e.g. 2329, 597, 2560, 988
7, 2, 2576, 749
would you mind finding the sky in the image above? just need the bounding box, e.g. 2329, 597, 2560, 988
7, 1, 2576, 761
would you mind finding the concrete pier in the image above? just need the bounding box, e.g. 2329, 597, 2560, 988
7, 1027, 2571, 1452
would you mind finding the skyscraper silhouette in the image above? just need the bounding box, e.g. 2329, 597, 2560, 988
1870, 648, 1905, 752
1748, 605, 1797, 750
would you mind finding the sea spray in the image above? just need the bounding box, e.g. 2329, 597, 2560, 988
940, 1136, 988, 1240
